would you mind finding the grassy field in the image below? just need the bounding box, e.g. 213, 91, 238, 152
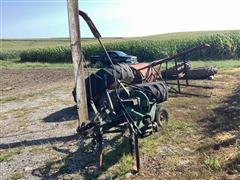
1, 59, 239, 71
1, 30, 238, 52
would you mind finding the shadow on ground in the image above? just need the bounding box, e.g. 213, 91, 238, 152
31, 134, 131, 179
200, 85, 240, 137
0, 132, 131, 179
0, 134, 79, 149
225, 153, 240, 174
198, 85, 240, 172
43, 105, 78, 122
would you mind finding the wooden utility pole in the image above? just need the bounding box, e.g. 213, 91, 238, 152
67, 0, 88, 125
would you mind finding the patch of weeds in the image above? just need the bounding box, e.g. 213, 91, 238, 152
103, 136, 130, 166
1, 86, 60, 104
163, 154, 180, 169
29, 144, 52, 154
167, 120, 195, 132
0, 113, 8, 120
204, 157, 222, 171
139, 132, 162, 155
139, 120, 198, 156
11, 170, 25, 180
119, 154, 133, 174
5, 103, 52, 118
12, 106, 43, 117
0, 153, 13, 162
0, 96, 17, 104
0, 147, 24, 162
163, 120, 198, 144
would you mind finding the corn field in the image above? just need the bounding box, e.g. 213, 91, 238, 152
3, 31, 240, 62
0, 51, 20, 60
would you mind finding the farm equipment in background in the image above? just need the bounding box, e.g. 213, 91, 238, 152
74, 10, 216, 172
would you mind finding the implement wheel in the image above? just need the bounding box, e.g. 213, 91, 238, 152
155, 108, 168, 128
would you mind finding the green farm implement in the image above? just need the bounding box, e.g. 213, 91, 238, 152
72, 10, 216, 172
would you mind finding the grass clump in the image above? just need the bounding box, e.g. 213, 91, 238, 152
0, 148, 24, 162
204, 157, 222, 171
119, 154, 133, 174
11, 171, 25, 180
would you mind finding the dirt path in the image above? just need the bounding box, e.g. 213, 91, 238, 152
0, 68, 239, 179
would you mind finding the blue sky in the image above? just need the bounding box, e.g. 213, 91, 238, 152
1, 0, 240, 39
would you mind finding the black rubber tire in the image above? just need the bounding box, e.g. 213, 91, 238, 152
186, 66, 218, 79
84, 63, 134, 104
95, 63, 133, 89
155, 108, 168, 128
135, 82, 168, 103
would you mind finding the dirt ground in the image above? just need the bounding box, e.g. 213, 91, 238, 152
0, 68, 239, 179
0, 69, 73, 97
0, 69, 78, 180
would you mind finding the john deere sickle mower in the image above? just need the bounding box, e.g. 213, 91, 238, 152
75, 10, 212, 172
